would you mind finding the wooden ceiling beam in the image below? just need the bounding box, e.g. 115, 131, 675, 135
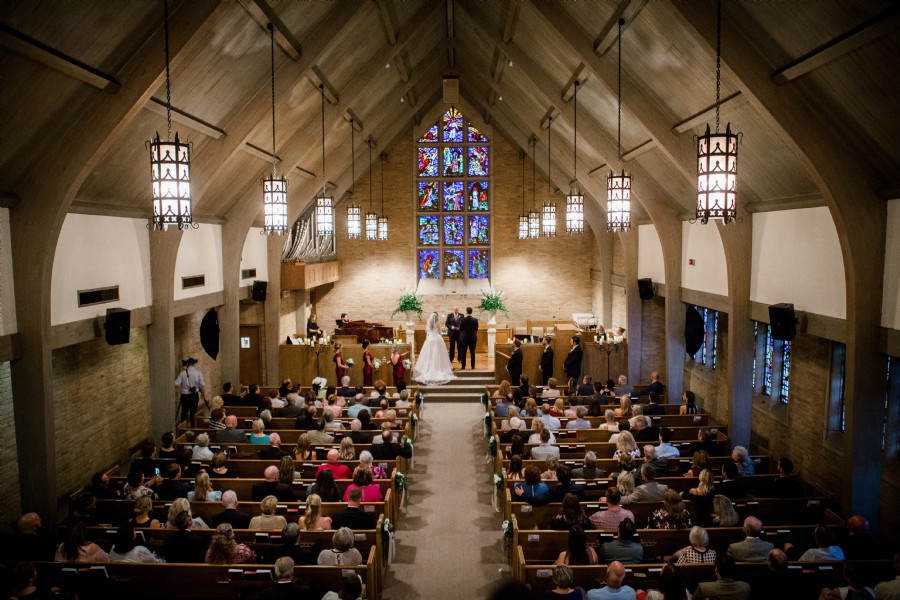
373, 0, 398, 46
0, 23, 120, 91
561, 65, 591, 103
502, 0, 522, 44
144, 97, 226, 139
308, 66, 339, 104
238, 0, 302, 60
671, 91, 746, 134
772, 5, 900, 84
594, 0, 648, 56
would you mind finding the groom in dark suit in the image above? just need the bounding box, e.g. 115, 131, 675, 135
459, 307, 478, 370
445, 306, 463, 365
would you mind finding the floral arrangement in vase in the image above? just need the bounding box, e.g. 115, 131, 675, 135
391, 289, 424, 319
477, 289, 509, 318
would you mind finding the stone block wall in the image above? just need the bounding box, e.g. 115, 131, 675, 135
175, 310, 223, 398
0, 361, 21, 521
639, 296, 666, 383
51, 328, 151, 498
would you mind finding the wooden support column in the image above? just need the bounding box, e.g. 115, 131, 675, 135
719, 216, 753, 448
597, 232, 614, 327
147, 230, 181, 445
264, 236, 282, 385
218, 221, 247, 387
622, 232, 642, 385
657, 217, 685, 403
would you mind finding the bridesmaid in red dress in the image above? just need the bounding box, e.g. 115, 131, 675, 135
334, 341, 348, 383
391, 345, 407, 387
362, 340, 374, 387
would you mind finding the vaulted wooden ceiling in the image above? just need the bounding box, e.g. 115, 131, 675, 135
2, 0, 898, 228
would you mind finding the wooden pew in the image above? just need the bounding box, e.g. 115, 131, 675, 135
513, 438, 729, 461
37, 546, 380, 599
212, 459, 399, 480
492, 413, 710, 431
177, 425, 410, 446
498, 455, 773, 478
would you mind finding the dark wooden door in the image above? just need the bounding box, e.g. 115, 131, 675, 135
239, 325, 262, 387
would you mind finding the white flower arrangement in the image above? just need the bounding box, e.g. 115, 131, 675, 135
403, 359, 412, 369
346, 358, 355, 367
373, 358, 383, 370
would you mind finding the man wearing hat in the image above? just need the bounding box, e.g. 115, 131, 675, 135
175, 357, 206, 427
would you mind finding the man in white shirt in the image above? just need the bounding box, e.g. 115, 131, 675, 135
530, 429, 560, 461
598, 410, 620, 432
654, 427, 681, 460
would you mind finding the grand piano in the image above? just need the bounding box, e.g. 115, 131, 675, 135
336, 320, 394, 343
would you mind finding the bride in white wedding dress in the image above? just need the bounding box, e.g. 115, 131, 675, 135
413, 312, 457, 386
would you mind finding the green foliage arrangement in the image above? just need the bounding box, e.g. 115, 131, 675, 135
478, 289, 509, 317
391, 289, 424, 318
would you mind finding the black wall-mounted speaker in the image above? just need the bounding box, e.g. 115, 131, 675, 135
104, 308, 131, 345
769, 303, 797, 341
638, 278, 654, 300
252, 280, 268, 302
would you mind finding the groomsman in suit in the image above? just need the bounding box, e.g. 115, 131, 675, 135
459, 307, 479, 370
539, 336, 554, 386
445, 306, 464, 365
506, 339, 523, 385
564, 336, 583, 381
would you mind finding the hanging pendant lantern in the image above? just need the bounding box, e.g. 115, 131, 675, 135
542, 116, 556, 237
315, 84, 333, 236
565, 81, 584, 234
262, 23, 287, 236
607, 19, 632, 233
346, 120, 361, 239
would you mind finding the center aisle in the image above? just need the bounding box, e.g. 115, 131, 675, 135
380, 379, 507, 599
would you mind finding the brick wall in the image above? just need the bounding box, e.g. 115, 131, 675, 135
612, 235, 625, 276
683, 314, 729, 423
314, 133, 595, 327
175, 310, 223, 398
52, 328, 151, 498
0, 361, 21, 521
640, 296, 667, 382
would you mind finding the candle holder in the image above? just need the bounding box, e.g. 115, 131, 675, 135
598, 337, 620, 383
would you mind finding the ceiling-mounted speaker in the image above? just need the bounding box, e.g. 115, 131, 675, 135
443, 76, 459, 104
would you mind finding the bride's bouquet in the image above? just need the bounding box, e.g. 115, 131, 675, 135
373, 358, 382, 370
403, 359, 412, 369
346, 358, 355, 367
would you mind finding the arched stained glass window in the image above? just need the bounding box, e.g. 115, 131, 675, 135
416, 108, 490, 280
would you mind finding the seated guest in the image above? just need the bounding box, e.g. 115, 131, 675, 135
614, 394, 632, 419
212, 490, 251, 529
337, 376, 355, 398
249, 495, 289, 531
292, 433, 314, 461
343, 465, 383, 502
549, 493, 594, 531
5, 513, 53, 562
207, 522, 256, 564
843, 514, 884, 560
207, 451, 234, 479
523, 397, 542, 418
711, 495, 740, 527
294, 404, 318, 430
166, 497, 209, 529
874, 550, 900, 599
215, 415, 247, 443
727, 516, 774, 562
732, 445, 754, 476
307, 314, 324, 337
278, 455, 300, 485
260, 433, 289, 460
88, 471, 120, 499
571, 451, 604, 480
509, 434, 530, 461
643, 445, 670, 475
715, 462, 747, 500
346, 419, 368, 444
157, 463, 191, 500
633, 415, 658, 443
622, 464, 668, 504
684, 450, 710, 478
260, 556, 313, 599
123, 470, 159, 501
565, 405, 591, 430
645, 391, 665, 416
654, 427, 680, 460
528, 418, 557, 446
494, 379, 513, 400
278, 393, 304, 418
796, 525, 845, 561
673, 525, 716, 564
110, 524, 161, 563
692, 554, 750, 600
546, 564, 584, 600
192, 432, 214, 460
208, 408, 227, 430
338, 437, 357, 461
504, 455, 525, 482
260, 408, 278, 429
647, 489, 692, 529
613, 431, 641, 460
819, 563, 878, 600
531, 428, 561, 462
307, 417, 335, 445
158, 431, 178, 459
586, 561, 635, 599
645, 372, 665, 396
347, 394, 370, 419
270, 523, 315, 566
252, 466, 296, 502
278, 378, 295, 398
642, 562, 689, 600
543, 378, 562, 399
549, 466, 586, 502
317, 528, 362, 566
556, 526, 599, 566
322, 574, 363, 600
317, 449, 353, 480
131, 442, 159, 478
616, 471, 637, 499
321, 410, 344, 432
164, 510, 207, 563
187, 472, 222, 502
358, 450, 386, 479
679, 390, 698, 415
691, 428, 718, 456
768, 457, 804, 498
370, 428, 413, 461
597, 410, 620, 433
589, 487, 635, 531
614, 375, 635, 397
129, 496, 162, 529
332, 488, 373, 530
221, 382, 243, 406
576, 376, 594, 397
682, 469, 715, 526
500, 416, 526, 443
246, 383, 265, 408
307, 469, 341, 503
514, 465, 551, 505
248, 418, 270, 444
541, 456, 560, 482
54, 522, 108, 563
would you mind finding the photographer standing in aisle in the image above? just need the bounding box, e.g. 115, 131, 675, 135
175, 357, 206, 428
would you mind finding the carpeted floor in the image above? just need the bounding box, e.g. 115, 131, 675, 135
379, 401, 509, 599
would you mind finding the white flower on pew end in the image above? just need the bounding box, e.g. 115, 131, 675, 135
346, 358, 355, 367
493, 473, 503, 487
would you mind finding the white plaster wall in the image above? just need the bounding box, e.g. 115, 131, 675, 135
637, 224, 666, 284
882, 199, 900, 329
174, 225, 223, 301
751, 207, 846, 319
0, 208, 17, 335
51, 214, 151, 325
682, 221, 728, 297
239, 228, 269, 284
